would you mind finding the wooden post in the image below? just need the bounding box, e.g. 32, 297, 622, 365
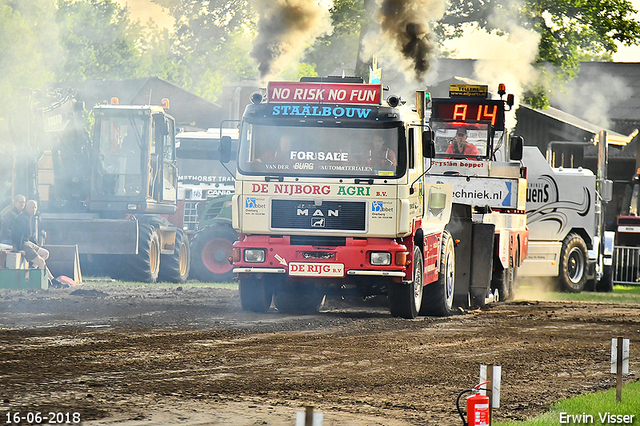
305, 406, 314, 426
616, 337, 623, 402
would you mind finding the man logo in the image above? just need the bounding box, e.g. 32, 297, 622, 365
311, 217, 325, 227
372, 201, 383, 212
246, 197, 256, 208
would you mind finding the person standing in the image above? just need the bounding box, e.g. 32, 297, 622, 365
0, 194, 26, 245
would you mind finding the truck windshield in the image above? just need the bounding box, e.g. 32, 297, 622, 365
431, 121, 491, 159
237, 123, 405, 178
95, 112, 148, 197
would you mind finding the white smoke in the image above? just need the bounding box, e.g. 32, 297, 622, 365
550, 74, 630, 129
472, 0, 541, 130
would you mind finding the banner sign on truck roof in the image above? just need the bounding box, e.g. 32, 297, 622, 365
268, 82, 382, 105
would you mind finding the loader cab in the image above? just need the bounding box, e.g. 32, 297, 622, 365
90, 105, 178, 216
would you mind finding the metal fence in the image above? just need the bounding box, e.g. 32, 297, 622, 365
613, 246, 640, 285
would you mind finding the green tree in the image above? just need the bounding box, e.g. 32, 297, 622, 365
0, 0, 59, 116
55, 0, 148, 81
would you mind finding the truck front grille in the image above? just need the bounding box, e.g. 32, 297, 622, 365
271, 200, 365, 231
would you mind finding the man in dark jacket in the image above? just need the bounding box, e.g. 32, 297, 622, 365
12, 199, 53, 280
0, 194, 26, 245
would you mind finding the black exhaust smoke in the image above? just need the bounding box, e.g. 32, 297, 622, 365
250, 0, 331, 81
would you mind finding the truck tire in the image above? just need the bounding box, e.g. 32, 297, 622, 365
492, 255, 516, 302
596, 265, 614, 292
158, 229, 190, 283
190, 225, 238, 283
421, 230, 455, 316
238, 274, 273, 313
126, 224, 161, 283
558, 233, 588, 292
389, 246, 423, 319
274, 280, 325, 314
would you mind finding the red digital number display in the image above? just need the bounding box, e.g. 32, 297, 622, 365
432, 99, 505, 130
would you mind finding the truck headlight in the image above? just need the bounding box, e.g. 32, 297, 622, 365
370, 252, 391, 266
244, 249, 266, 263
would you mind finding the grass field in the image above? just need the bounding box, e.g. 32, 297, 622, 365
494, 380, 640, 426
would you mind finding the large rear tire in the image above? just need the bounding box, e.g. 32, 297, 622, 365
389, 246, 423, 319
238, 274, 274, 313
190, 225, 238, 283
126, 224, 161, 283
421, 230, 455, 316
158, 229, 190, 283
557, 233, 588, 292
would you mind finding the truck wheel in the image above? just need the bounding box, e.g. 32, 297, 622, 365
158, 229, 190, 283
558, 233, 588, 292
421, 230, 455, 316
389, 246, 423, 319
274, 280, 325, 314
493, 256, 516, 302
596, 265, 614, 292
238, 274, 274, 313
126, 224, 161, 283
190, 225, 238, 283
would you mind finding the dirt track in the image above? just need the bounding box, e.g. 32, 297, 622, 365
0, 283, 639, 426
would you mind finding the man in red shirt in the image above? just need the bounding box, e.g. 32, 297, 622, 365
445, 129, 480, 155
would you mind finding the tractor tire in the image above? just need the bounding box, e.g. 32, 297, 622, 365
125, 224, 161, 283
421, 230, 455, 316
389, 246, 424, 319
190, 225, 238, 283
557, 233, 588, 292
158, 229, 190, 283
238, 274, 274, 313
274, 280, 325, 314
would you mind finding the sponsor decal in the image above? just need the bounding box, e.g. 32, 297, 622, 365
337, 186, 370, 196
289, 262, 345, 277
268, 82, 382, 104
244, 196, 267, 216
250, 183, 331, 196
179, 175, 234, 183
526, 174, 591, 234
371, 200, 394, 219
272, 105, 373, 119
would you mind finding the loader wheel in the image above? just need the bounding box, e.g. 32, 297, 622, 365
389, 246, 424, 319
238, 274, 274, 313
190, 225, 238, 283
158, 229, 190, 283
126, 224, 161, 283
421, 230, 455, 316
557, 233, 587, 292
274, 279, 325, 314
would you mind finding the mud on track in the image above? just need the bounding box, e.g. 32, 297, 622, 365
0, 284, 639, 425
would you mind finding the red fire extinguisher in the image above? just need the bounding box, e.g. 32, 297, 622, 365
456, 381, 491, 426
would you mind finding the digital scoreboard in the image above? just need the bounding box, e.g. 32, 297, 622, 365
431, 98, 506, 131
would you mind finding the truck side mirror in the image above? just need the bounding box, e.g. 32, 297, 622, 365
422, 130, 435, 158
219, 136, 232, 163
510, 135, 523, 161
